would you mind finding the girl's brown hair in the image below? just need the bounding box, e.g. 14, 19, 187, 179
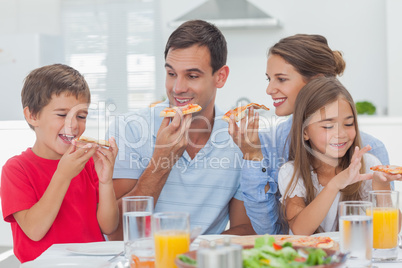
283, 77, 364, 233
269, 34, 346, 81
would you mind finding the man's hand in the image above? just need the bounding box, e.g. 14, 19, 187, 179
152, 110, 192, 170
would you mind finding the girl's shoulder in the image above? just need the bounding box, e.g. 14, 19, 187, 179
279, 160, 295, 173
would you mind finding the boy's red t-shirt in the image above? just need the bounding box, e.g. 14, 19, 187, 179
1, 148, 105, 263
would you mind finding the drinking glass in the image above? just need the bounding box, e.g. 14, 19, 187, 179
153, 212, 190, 268
339, 201, 373, 268
122, 196, 154, 264
369, 190, 399, 261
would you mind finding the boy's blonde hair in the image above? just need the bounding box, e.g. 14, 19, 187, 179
21, 64, 90, 129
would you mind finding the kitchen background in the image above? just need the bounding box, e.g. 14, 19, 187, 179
1, 0, 402, 252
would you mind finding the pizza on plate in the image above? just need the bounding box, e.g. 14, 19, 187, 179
216, 234, 338, 251
159, 104, 202, 117
370, 165, 402, 174
222, 103, 269, 122
277, 235, 337, 250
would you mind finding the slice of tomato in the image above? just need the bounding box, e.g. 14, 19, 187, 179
273, 243, 282, 250
294, 257, 306, 262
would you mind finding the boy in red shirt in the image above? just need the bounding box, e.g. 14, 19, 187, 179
1, 64, 119, 263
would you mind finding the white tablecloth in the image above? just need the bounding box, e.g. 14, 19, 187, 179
20, 239, 402, 268
20, 242, 125, 268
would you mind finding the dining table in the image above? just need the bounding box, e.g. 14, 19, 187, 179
19, 234, 402, 268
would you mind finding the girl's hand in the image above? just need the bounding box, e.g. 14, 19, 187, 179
93, 137, 119, 184
57, 142, 98, 181
331, 145, 373, 190
228, 107, 263, 160
373, 171, 401, 190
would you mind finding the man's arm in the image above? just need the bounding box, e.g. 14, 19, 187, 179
108, 113, 192, 240
221, 198, 256, 235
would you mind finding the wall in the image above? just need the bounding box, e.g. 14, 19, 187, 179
0, 0, 400, 116
161, 0, 393, 116
386, 0, 402, 116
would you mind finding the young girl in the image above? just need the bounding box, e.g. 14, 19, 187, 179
278, 77, 397, 235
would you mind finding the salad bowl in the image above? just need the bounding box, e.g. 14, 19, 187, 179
175, 244, 347, 268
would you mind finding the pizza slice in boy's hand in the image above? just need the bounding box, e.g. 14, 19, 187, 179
159, 103, 202, 117
222, 103, 270, 122
74, 136, 110, 148
370, 165, 402, 174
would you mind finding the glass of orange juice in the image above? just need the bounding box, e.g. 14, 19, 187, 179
153, 212, 190, 268
369, 190, 399, 261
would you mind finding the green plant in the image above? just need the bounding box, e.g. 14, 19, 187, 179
356, 101, 376, 115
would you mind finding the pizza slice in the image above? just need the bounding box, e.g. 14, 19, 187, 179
215, 234, 338, 251
278, 236, 336, 250
222, 103, 269, 122
159, 103, 202, 117
370, 165, 402, 174
74, 136, 110, 148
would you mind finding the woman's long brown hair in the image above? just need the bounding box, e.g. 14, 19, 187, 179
282, 77, 364, 233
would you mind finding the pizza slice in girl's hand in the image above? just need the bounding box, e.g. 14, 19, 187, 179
370, 165, 402, 174
222, 103, 270, 122
159, 103, 202, 117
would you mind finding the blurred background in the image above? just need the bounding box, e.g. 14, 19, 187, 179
1, 0, 402, 263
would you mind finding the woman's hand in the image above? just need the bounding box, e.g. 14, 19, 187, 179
228, 107, 263, 160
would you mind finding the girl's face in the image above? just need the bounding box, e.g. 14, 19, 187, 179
303, 97, 356, 161
266, 54, 308, 116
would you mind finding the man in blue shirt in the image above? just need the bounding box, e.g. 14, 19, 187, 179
107, 20, 255, 239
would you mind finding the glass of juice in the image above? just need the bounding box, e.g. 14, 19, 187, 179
369, 190, 399, 261
153, 212, 190, 268
339, 201, 373, 268
122, 196, 155, 265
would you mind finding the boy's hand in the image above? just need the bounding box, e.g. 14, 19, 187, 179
92, 137, 118, 184
57, 142, 98, 181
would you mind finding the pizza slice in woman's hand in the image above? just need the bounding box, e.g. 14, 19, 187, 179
222, 103, 269, 122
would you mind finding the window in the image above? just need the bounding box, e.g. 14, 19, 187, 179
62, 0, 162, 120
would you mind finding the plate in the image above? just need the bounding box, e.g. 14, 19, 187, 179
311, 232, 340, 242
21, 257, 110, 268
66, 241, 124, 256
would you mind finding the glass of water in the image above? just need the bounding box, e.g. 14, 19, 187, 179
339, 201, 373, 268
122, 196, 154, 264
